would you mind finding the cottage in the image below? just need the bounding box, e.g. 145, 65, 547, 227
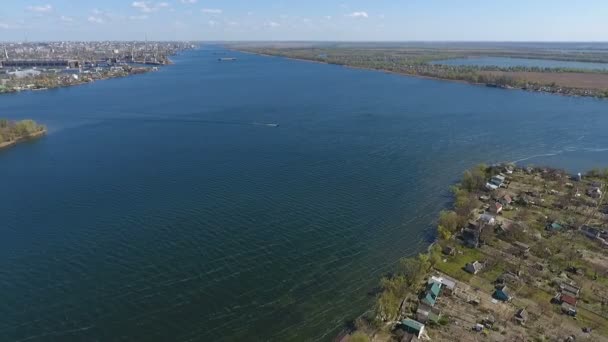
547, 222, 563, 232
559, 282, 581, 296
491, 174, 506, 186
560, 294, 577, 306
479, 214, 496, 225
485, 182, 499, 191
462, 227, 482, 248
493, 284, 511, 302
421, 281, 441, 307
416, 304, 441, 324
587, 187, 602, 199
465, 261, 484, 275
514, 308, 528, 325
561, 303, 577, 316
429, 275, 456, 295
442, 246, 456, 256
490, 202, 503, 214
499, 194, 513, 206
401, 319, 425, 339
479, 195, 490, 201
581, 225, 601, 239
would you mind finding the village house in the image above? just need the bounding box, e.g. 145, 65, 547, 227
421, 281, 441, 307
560, 293, 577, 307
560, 283, 581, 298
416, 304, 441, 324
587, 186, 602, 199
428, 275, 456, 295
498, 194, 513, 206
493, 284, 511, 302
546, 222, 563, 232
479, 214, 496, 225
561, 303, 577, 316
400, 319, 425, 339
465, 261, 484, 274
514, 308, 528, 325
490, 202, 503, 214
442, 246, 456, 256
486, 182, 499, 191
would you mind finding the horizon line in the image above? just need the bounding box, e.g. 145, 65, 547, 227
2, 40, 608, 44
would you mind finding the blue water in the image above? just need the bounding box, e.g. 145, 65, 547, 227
2, 46, 608, 341
431, 56, 608, 70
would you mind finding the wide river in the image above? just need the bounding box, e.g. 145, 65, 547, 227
2, 46, 608, 341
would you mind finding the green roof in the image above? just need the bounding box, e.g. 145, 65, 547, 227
549, 222, 563, 231
402, 318, 424, 332
428, 281, 441, 296
422, 292, 437, 306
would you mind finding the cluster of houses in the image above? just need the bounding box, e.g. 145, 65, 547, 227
485, 174, 507, 191
399, 275, 456, 340
554, 282, 581, 317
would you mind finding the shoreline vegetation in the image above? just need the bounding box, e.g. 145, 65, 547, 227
229, 44, 608, 99
0, 64, 160, 95
340, 164, 608, 342
0, 119, 46, 149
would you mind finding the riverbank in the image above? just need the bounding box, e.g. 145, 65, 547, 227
346, 164, 608, 342
232, 47, 608, 99
0, 120, 46, 150
0, 65, 158, 95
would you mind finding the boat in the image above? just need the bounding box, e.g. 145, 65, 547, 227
218, 57, 237, 62
252, 122, 279, 127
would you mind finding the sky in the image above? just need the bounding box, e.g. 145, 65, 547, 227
0, 0, 607, 41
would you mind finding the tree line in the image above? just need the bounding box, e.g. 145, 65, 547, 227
0, 119, 46, 144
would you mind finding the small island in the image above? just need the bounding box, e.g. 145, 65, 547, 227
343, 164, 608, 341
0, 119, 46, 149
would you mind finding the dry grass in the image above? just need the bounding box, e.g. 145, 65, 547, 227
481, 71, 608, 90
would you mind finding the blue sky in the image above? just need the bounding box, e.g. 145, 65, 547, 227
1, 1, 607, 41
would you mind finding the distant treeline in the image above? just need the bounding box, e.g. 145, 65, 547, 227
0, 119, 46, 144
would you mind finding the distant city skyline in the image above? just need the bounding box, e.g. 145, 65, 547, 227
1, 0, 607, 41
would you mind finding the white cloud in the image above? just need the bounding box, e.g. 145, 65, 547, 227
208, 20, 217, 27
129, 15, 149, 20
324, 16, 332, 20
26, 4, 53, 13
131, 1, 169, 13
0, 22, 10, 29
88, 16, 104, 24
201, 8, 222, 14
265, 21, 280, 28
60, 15, 74, 22
179, 0, 197, 3
346, 11, 369, 18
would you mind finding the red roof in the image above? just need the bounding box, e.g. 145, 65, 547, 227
560, 294, 577, 306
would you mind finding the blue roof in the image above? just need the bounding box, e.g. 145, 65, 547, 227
493, 289, 510, 301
